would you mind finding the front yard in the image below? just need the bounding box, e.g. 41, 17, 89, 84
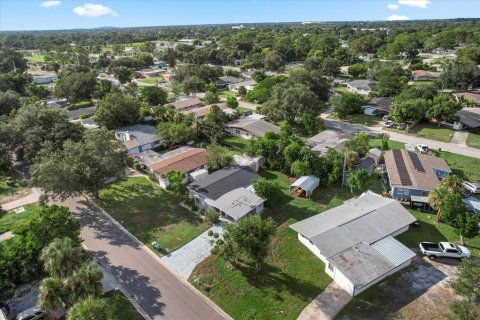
466, 132, 480, 149
0, 204, 41, 234
189, 169, 384, 320
328, 113, 381, 126
140, 76, 163, 84
408, 122, 455, 142
97, 177, 211, 254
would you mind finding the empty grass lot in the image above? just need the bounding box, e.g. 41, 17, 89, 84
328, 114, 381, 126
0, 204, 41, 234
140, 76, 163, 84
190, 169, 384, 320
466, 132, 480, 149
104, 290, 144, 320
97, 177, 211, 254
25, 55, 45, 62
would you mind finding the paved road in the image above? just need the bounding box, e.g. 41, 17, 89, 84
324, 119, 480, 158
60, 197, 230, 320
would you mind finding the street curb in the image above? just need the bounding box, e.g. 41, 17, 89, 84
89, 200, 233, 320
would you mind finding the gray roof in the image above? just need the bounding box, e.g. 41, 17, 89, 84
348, 80, 374, 91
230, 80, 257, 88
290, 192, 416, 258
211, 187, 265, 220
188, 166, 260, 200
225, 117, 280, 137
115, 124, 162, 148
365, 97, 393, 113
308, 130, 353, 155
291, 176, 320, 193
456, 107, 480, 128
352, 156, 376, 172
66, 106, 96, 120
170, 98, 202, 110
218, 76, 241, 85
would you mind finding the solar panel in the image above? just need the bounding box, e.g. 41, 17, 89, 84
392, 150, 412, 186
408, 152, 425, 172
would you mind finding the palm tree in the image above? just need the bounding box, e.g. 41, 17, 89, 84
67, 296, 111, 320
37, 277, 64, 311
429, 185, 450, 222
40, 238, 83, 278
440, 174, 463, 193
69, 262, 103, 303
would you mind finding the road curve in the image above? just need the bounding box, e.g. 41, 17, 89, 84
60, 197, 230, 320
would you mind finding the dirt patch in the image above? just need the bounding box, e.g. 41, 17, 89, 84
0, 189, 32, 205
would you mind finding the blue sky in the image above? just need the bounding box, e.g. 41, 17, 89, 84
1, 1, 479, 31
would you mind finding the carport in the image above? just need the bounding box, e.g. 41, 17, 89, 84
290, 176, 320, 198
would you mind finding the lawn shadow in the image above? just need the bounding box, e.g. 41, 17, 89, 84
396, 218, 448, 248
235, 261, 324, 303
94, 250, 166, 318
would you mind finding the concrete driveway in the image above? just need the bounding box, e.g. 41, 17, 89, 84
162, 224, 225, 279
59, 197, 230, 320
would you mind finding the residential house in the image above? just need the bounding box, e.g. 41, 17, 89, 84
138, 69, 163, 78
188, 166, 260, 210
224, 115, 280, 139
208, 187, 265, 222
362, 97, 393, 116
452, 90, 480, 107
170, 98, 203, 112
217, 76, 242, 89
290, 191, 417, 296
411, 70, 441, 81
179, 103, 232, 121
115, 124, 164, 155
229, 80, 257, 94
143, 147, 208, 189
66, 106, 96, 121
290, 176, 320, 198
46, 98, 67, 108
307, 130, 354, 156
449, 107, 480, 130
384, 149, 451, 201
346, 80, 374, 95
32, 74, 57, 84
344, 148, 382, 186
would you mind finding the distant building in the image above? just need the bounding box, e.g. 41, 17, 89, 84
346, 80, 375, 95
170, 98, 203, 112
224, 115, 280, 139
228, 80, 257, 93
411, 70, 441, 81
32, 74, 57, 84
362, 97, 393, 116
115, 124, 164, 155
307, 130, 354, 156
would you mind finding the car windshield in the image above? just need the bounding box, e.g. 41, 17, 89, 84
454, 244, 462, 253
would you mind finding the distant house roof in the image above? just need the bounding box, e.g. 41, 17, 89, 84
290, 176, 320, 193
66, 106, 96, 120
170, 97, 202, 110
115, 124, 162, 149
225, 116, 280, 137
290, 192, 416, 288
230, 79, 257, 89
384, 149, 451, 191
218, 76, 242, 86
210, 187, 265, 220
456, 107, 480, 128
348, 80, 374, 91
411, 70, 441, 79
307, 130, 353, 155
365, 97, 393, 113
453, 90, 480, 105
179, 103, 228, 118
188, 166, 260, 201
148, 147, 207, 177
352, 156, 376, 173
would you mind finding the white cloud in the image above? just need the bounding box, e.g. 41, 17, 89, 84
398, 0, 431, 8
388, 4, 400, 10
387, 15, 410, 21
73, 3, 117, 17
40, 1, 61, 8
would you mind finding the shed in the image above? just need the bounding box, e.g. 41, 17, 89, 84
290, 176, 320, 198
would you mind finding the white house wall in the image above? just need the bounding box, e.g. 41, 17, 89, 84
298, 234, 329, 264
224, 127, 253, 140
330, 265, 355, 296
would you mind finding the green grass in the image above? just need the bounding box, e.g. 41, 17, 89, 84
104, 290, 144, 320
97, 177, 211, 254
331, 86, 349, 94
190, 169, 385, 320
25, 55, 45, 62
328, 114, 381, 126
140, 76, 163, 84
220, 136, 249, 151
369, 138, 405, 150
219, 90, 236, 99
0, 172, 29, 204
0, 204, 41, 234
466, 132, 480, 149
409, 122, 454, 142
434, 150, 480, 182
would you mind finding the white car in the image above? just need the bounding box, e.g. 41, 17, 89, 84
419, 242, 471, 260
416, 144, 429, 154
385, 120, 395, 128
463, 181, 480, 194
16, 307, 46, 320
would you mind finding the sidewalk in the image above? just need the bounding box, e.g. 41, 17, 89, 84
297, 282, 352, 320
1, 188, 42, 211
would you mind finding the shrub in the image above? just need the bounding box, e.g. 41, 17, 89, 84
147, 171, 157, 182
205, 210, 220, 224
132, 161, 141, 171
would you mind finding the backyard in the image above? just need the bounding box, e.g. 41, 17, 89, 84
97, 177, 211, 254
189, 169, 384, 320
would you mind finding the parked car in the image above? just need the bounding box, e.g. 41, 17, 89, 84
463, 181, 480, 194
385, 120, 395, 128
419, 242, 471, 260
16, 307, 46, 320
416, 144, 430, 154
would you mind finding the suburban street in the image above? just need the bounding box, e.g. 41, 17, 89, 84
59, 196, 230, 320
323, 119, 480, 158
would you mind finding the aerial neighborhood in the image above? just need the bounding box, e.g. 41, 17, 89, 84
1, 2, 480, 320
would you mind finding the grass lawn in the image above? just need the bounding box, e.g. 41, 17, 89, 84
97, 177, 211, 254
0, 172, 29, 205
69, 100, 93, 109
331, 86, 349, 94
220, 136, 249, 151
369, 137, 405, 150
190, 169, 385, 320
25, 55, 45, 62
466, 132, 480, 149
409, 122, 454, 142
433, 150, 480, 182
0, 204, 41, 234
140, 76, 163, 84
328, 114, 381, 126
219, 90, 236, 99
104, 290, 144, 320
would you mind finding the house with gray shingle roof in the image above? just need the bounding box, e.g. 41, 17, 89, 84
290, 191, 416, 296
347, 79, 375, 95
115, 124, 165, 155
224, 115, 280, 139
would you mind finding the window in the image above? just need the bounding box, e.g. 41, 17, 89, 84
396, 188, 410, 196
446, 249, 458, 254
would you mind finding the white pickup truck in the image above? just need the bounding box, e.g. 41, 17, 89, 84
419, 242, 471, 260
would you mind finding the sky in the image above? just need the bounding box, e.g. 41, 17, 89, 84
1, 0, 479, 31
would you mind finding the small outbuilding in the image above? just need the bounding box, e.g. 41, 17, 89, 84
290, 176, 320, 198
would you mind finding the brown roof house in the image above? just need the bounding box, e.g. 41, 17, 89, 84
452, 89, 480, 107
143, 147, 208, 189
224, 115, 280, 139
411, 70, 441, 81
170, 97, 203, 112
384, 149, 451, 201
